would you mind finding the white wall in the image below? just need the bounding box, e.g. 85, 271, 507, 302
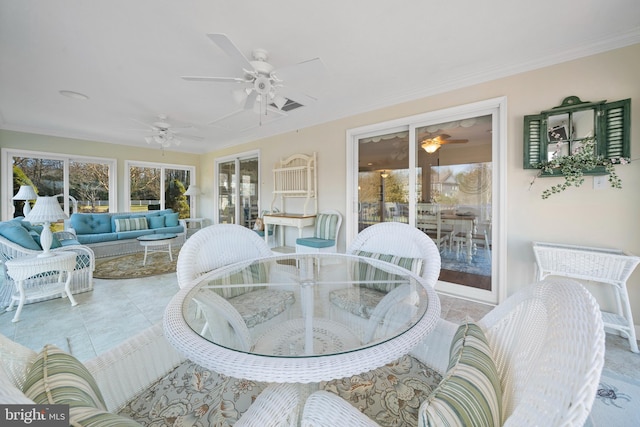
200, 43, 640, 328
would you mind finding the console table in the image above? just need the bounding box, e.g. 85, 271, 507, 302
533, 241, 640, 352
263, 213, 316, 253
5, 251, 78, 322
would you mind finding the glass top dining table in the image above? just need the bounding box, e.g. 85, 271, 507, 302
163, 253, 440, 384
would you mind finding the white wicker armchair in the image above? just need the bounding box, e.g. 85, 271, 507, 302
328, 222, 441, 341
0, 323, 300, 426
0, 232, 95, 308
176, 223, 274, 287
176, 223, 295, 340
302, 279, 605, 427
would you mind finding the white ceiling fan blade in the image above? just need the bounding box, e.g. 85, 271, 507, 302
182, 75, 249, 83
273, 58, 326, 89
207, 33, 253, 71
173, 133, 203, 141
243, 91, 258, 110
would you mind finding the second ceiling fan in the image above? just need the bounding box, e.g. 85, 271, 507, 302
182, 33, 326, 126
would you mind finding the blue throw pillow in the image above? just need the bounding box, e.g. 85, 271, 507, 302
164, 212, 179, 227
29, 230, 62, 249
148, 215, 165, 229
0, 222, 42, 250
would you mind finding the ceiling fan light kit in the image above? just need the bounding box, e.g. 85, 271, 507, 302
182, 33, 325, 125
421, 140, 441, 153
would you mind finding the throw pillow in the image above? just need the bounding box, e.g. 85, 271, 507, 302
0, 221, 42, 250
28, 230, 62, 249
23, 344, 107, 409
22, 344, 142, 426
147, 215, 165, 229
164, 212, 179, 227
114, 217, 148, 232
420, 322, 502, 427
354, 250, 424, 293
314, 213, 339, 240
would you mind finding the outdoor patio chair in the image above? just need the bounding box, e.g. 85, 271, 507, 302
328, 222, 441, 341
295, 210, 342, 254
302, 278, 605, 427
176, 223, 295, 338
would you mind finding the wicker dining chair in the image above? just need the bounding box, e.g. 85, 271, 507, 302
302, 279, 606, 427
176, 223, 274, 287
328, 222, 441, 341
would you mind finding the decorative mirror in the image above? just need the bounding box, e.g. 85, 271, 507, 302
523, 95, 630, 175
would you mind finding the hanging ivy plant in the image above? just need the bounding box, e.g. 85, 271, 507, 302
530, 137, 629, 199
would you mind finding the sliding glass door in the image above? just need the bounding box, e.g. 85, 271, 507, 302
348, 99, 506, 304
215, 151, 260, 229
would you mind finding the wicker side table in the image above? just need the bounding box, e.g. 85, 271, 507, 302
533, 241, 640, 353
5, 251, 78, 322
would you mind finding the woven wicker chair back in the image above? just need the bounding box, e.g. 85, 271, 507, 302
176, 224, 273, 288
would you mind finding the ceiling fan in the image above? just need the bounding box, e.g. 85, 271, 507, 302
129, 114, 202, 148
420, 134, 468, 154
182, 33, 325, 125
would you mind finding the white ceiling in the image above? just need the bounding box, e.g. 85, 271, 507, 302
1, 0, 639, 154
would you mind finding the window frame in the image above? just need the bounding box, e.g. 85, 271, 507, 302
125, 160, 195, 214
2, 148, 117, 219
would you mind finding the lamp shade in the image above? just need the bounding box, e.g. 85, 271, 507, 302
24, 196, 68, 224
24, 196, 68, 257
184, 185, 200, 196
13, 185, 38, 215
12, 185, 37, 201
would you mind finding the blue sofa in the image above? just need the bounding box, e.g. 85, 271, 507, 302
67, 209, 186, 258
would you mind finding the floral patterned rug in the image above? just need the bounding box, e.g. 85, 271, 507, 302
93, 248, 179, 279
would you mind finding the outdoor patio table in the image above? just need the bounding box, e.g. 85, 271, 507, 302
163, 253, 440, 385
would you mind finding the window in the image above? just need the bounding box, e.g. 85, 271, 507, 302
126, 161, 195, 217
3, 149, 116, 219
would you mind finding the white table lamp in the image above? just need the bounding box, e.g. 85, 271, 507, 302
184, 185, 200, 218
12, 185, 38, 216
24, 196, 68, 257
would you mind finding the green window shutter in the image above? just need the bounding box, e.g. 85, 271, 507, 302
599, 98, 631, 159
523, 113, 544, 168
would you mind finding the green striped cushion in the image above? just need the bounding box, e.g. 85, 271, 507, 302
208, 264, 268, 299
420, 323, 502, 427
114, 217, 148, 232
22, 345, 141, 426
355, 251, 423, 293
314, 213, 339, 240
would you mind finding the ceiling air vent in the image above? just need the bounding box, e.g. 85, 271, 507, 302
271, 98, 304, 112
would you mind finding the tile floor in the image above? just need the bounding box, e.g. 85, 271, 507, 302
1, 271, 639, 385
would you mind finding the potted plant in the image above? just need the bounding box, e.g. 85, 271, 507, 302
530, 137, 629, 199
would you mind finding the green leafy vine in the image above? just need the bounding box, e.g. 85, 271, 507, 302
530, 137, 630, 199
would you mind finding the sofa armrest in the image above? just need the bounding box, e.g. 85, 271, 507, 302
84, 323, 184, 412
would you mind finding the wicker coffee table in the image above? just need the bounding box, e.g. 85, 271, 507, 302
137, 233, 177, 266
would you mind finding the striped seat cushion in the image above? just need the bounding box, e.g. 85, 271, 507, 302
22, 344, 141, 426
420, 322, 502, 427
314, 213, 339, 239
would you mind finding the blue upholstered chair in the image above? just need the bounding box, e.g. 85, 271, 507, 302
295, 210, 342, 253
